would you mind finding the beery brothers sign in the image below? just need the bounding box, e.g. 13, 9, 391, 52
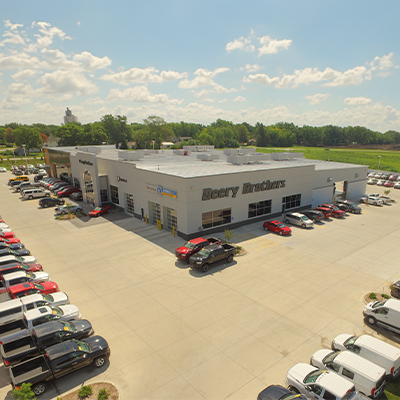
202, 180, 286, 201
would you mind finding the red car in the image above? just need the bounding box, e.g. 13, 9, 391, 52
57, 187, 81, 197
263, 220, 292, 236
321, 204, 345, 218
9, 281, 59, 298
0, 263, 43, 277
0, 238, 21, 244
0, 232, 15, 239
315, 206, 332, 219
384, 181, 394, 187
88, 205, 111, 217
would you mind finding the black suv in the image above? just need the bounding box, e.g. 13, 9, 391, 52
302, 209, 324, 222
39, 197, 65, 208
336, 199, 362, 214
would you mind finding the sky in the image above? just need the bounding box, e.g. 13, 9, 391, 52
0, 0, 399, 133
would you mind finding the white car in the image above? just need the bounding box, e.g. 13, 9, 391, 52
0, 228, 12, 233
360, 196, 383, 206
0, 223, 9, 230
284, 212, 314, 229
0, 255, 36, 265
286, 363, 368, 400
0, 167, 7, 173
55, 205, 83, 215
394, 182, 400, 189
376, 180, 385, 186
367, 179, 378, 185
3, 271, 50, 285
367, 172, 375, 178
379, 195, 392, 204
374, 173, 382, 179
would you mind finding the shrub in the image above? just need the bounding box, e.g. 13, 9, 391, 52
382, 293, 390, 299
78, 386, 93, 398
98, 389, 110, 400
369, 292, 377, 300
236, 245, 242, 254
11, 383, 36, 400
224, 229, 235, 244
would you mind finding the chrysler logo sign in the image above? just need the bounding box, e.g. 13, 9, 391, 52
202, 180, 286, 200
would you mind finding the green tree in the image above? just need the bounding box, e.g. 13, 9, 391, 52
143, 116, 173, 148
11, 382, 36, 400
101, 114, 129, 147
198, 128, 213, 145
14, 127, 42, 153
56, 124, 84, 146
256, 123, 268, 147
237, 124, 249, 144
5, 127, 16, 143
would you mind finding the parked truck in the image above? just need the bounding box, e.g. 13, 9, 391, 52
1, 319, 94, 367
175, 237, 222, 261
189, 243, 236, 272
9, 336, 110, 396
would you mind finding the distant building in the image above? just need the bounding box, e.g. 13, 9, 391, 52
64, 108, 78, 124
42, 135, 61, 148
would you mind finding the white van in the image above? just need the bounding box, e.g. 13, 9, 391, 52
311, 349, 386, 398
332, 334, 400, 380
363, 299, 400, 334
21, 188, 50, 200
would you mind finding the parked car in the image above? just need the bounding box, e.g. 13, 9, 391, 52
0, 238, 21, 244
367, 179, 378, 185
0, 167, 7, 173
302, 209, 324, 222
332, 334, 400, 381
286, 363, 365, 400
394, 182, 400, 189
263, 220, 291, 236
88, 205, 111, 217
0, 255, 36, 265
38, 197, 65, 208
284, 212, 314, 229
384, 181, 394, 187
310, 349, 386, 398
13, 182, 41, 192
0, 263, 43, 277
175, 237, 222, 261
9, 335, 110, 396
374, 173, 382, 179
69, 191, 83, 201
359, 196, 383, 206
34, 174, 48, 182
57, 187, 81, 197
314, 206, 333, 218
5, 281, 60, 301
321, 204, 345, 218
54, 205, 83, 215
0, 248, 31, 257
189, 243, 236, 272
257, 385, 308, 400
336, 200, 362, 214
8, 176, 29, 185
367, 173, 375, 178
22, 188, 51, 200
363, 299, 400, 335
0, 242, 25, 251
376, 180, 385, 186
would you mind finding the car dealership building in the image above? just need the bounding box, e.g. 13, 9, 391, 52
44, 146, 368, 239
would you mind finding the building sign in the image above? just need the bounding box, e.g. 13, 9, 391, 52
79, 159, 93, 166
117, 176, 127, 183
202, 180, 286, 201
147, 184, 177, 198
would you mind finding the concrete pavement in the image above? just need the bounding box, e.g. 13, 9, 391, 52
0, 173, 399, 399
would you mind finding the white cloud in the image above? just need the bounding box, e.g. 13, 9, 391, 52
107, 86, 182, 104
71, 51, 112, 71
0, 52, 41, 69
368, 52, 396, 77
77, 21, 81, 26
101, 67, 186, 85
0, 30, 26, 47
324, 66, 367, 87
258, 35, 292, 56
0, 82, 34, 110
32, 21, 72, 48
305, 93, 331, 105
233, 96, 247, 102
4, 20, 24, 31
179, 67, 230, 89
239, 64, 262, 72
36, 70, 98, 96
344, 96, 372, 105
11, 69, 40, 80
226, 30, 255, 52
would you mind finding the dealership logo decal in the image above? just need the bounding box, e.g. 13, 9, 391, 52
79, 159, 93, 166
202, 180, 286, 200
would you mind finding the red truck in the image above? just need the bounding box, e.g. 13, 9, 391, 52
321, 204, 345, 218
175, 237, 222, 262
315, 206, 332, 219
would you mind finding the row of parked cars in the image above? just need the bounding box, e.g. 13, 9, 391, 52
367, 172, 400, 188
262, 200, 362, 235
0, 215, 110, 396
10, 164, 47, 176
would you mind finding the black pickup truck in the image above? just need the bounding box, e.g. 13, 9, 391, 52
1, 319, 94, 367
9, 335, 110, 396
189, 243, 236, 272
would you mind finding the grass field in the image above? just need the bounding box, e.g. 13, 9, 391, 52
257, 146, 400, 172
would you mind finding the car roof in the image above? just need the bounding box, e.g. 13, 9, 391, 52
24, 306, 51, 319
33, 320, 65, 336
9, 282, 34, 293
335, 351, 385, 379
3, 271, 26, 281
190, 238, 207, 244
288, 212, 304, 217
19, 294, 44, 305
46, 340, 79, 360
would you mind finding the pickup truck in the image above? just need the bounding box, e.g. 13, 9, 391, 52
9, 336, 110, 396
189, 243, 236, 272
0, 305, 80, 344
0, 271, 49, 295
0, 281, 59, 303
1, 319, 94, 367
175, 237, 222, 261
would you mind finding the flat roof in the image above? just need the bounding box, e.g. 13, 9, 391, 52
50, 146, 366, 178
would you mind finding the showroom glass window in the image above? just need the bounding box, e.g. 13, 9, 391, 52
83, 170, 95, 205
202, 208, 231, 229
100, 189, 108, 203
248, 200, 272, 218
282, 194, 301, 210
110, 185, 119, 205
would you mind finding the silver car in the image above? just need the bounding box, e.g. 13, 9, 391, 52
284, 212, 314, 229
55, 205, 83, 215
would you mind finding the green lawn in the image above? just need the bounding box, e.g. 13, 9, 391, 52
384, 381, 400, 399
256, 146, 400, 172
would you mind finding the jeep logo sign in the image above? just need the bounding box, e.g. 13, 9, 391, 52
202, 180, 286, 201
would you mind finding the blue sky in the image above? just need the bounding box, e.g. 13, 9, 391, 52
0, 0, 399, 132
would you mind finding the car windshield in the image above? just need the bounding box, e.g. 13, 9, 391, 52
277, 223, 286, 228
21, 265, 29, 271
61, 321, 74, 331
198, 249, 210, 257
304, 369, 325, 383
34, 283, 44, 290
51, 306, 63, 315
94, 207, 102, 211
43, 294, 54, 302
26, 272, 34, 278
300, 216, 309, 221
74, 339, 90, 352
344, 335, 358, 347
184, 242, 195, 249
333, 206, 340, 211
15, 257, 23, 262
372, 300, 388, 308
323, 351, 339, 364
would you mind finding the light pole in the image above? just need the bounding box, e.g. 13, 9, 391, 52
378, 155, 381, 170
22, 144, 28, 172
151, 140, 155, 151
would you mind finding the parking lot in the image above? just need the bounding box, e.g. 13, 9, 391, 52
1, 172, 400, 399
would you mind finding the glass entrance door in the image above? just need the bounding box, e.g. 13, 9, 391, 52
149, 202, 161, 224
165, 207, 177, 231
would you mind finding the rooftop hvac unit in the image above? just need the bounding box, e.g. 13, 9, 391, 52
77, 146, 102, 154
197, 154, 219, 161
118, 150, 143, 160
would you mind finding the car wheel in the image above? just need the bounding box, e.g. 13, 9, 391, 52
202, 264, 209, 273
334, 214, 339, 218
107, 208, 111, 213
279, 231, 283, 236
367, 316, 377, 325
43, 204, 48, 208
374, 202, 377, 206
32, 383, 47, 396
77, 208, 82, 213
285, 219, 290, 224
301, 224, 306, 229
28, 195, 33, 200
227, 254, 233, 263
45, 193, 50, 197
288, 386, 300, 394
61, 211, 67, 215
93, 356, 106, 368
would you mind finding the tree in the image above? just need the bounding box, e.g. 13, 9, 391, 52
256, 123, 268, 147
143, 116, 173, 148
101, 114, 129, 147
198, 128, 213, 145
14, 127, 42, 153
237, 124, 249, 144
56, 124, 84, 146
5, 127, 16, 143
39, 133, 49, 143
